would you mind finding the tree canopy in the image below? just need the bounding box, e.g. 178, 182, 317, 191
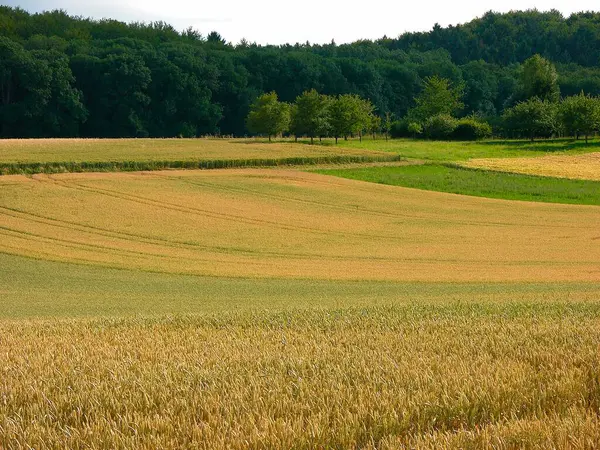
2, 7, 600, 138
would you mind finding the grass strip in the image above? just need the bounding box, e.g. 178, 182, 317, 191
316, 163, 600, 205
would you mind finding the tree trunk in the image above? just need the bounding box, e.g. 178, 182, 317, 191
335, 136, 338, 144
310, 136, 314, 145
359, 132, 362, 142
295, 136, 298, 142
268, 135, 271, 142
586, 134, 589, 144
385, 133, 388, 142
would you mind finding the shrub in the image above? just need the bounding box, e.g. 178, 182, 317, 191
390, 119, 411, 138
423, 114, 457, 140
407, 122, 423, 137
502, 98, 558, 141
452, 118, 492, 140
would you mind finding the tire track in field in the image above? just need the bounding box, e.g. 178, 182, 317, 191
1, 227, 588, 270
0, 225, 224, 264
0, 206, 414, 263
163, 172, 596, 230
39, 175, 412, 242
0, 207, 527, 265
0, 226, 297, 271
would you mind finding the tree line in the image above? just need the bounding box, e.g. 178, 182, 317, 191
247, 91, 388, 144
2, 7, 600, 138
249, 54, 600, 143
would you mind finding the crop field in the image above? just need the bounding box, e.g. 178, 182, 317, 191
0, 138, 400, 174
464, 151, 600, 181
2, 139, 600, 448
1, 169, 599, 282
333, 137, 600, 161
3, 301, 600, 448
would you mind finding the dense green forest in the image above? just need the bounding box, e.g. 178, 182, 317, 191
2, 7, 600, 138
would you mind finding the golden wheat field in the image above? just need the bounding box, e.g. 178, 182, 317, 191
464, 151, 600, 181
2, 306, 600, 449
1, 169, 599, 282
2, 152, 600, 448
0, 138, 391, 164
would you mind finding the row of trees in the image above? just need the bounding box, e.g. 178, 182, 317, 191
3, 7, 600, 138
504, 93, 600, 142
247, 90, 390, 143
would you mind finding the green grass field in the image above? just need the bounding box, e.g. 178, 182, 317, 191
332, 137, 600, 161
316, 164, 600, 205
2, 138, 600, 448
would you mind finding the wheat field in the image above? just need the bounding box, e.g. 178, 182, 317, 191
1, 169, 599, 282
2, 304, 600, 448
2, 160, 600, 448
0, 138, 396, 163
464, 152, 600, 181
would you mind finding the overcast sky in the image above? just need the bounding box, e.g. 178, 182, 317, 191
5, 0, 600, 45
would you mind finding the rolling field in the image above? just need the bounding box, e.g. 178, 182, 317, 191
2, 139, 600, 448
0, 138, 400, 174
1, 169, 599, 282
464, 151, 600, 181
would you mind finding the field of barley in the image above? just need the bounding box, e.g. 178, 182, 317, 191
0, 138, 400, 174
464, 151, 600, 181
1, 138, 600, 448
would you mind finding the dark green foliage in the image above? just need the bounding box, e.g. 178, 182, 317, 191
0, 153, 402, 175
451, 118, 493, 140
423, 114, 458, 140
559, 93, 600, 142
514, 55, 560, 103
289, 90, 331, 144
389, 119, 411, 138
408, 76, 464, 122
317, 164, 600, 206
246, 92, 290, 141
2, 7, 600, 137
503, 98, 558, 141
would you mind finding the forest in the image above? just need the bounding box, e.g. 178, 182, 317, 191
2, 6, 600, 138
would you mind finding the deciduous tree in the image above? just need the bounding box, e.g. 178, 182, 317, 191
245, 91, 290, 141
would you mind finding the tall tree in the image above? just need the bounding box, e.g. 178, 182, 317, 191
289, 89, 330, 144
408, 75, 464, 122
246, 91, 290, 141
559, 92, 600, 143
517, 54, 560, 103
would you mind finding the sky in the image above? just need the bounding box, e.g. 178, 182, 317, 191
5, 0, 600, 45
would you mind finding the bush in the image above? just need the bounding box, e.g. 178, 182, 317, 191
390, 119, 411, 138
502, 98, 558, 141
423, 114, 457, 140
451, 118, 492, 140
407, 122, 423, 137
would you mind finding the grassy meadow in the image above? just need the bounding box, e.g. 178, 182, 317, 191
316, 164, 600, 205
2, 138, 600, 448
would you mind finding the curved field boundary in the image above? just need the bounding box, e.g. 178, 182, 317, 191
0, 154, 403, 175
